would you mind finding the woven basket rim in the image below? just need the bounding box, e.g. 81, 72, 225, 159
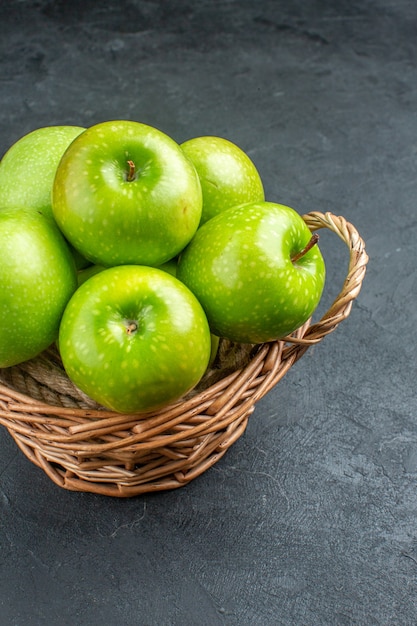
0, 211, 368, 496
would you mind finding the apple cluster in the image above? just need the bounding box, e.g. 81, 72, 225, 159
0, 120, 325, 413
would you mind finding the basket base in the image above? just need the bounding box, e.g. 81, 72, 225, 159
7, 409, 251, 497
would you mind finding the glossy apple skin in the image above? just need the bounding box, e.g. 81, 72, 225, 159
59, 265, 212, 414
157, 257, 220, 365
52, 120, 203, 267
177, 202, 326, 344
0, 125, 85, 221
0, 209, 78, 367
181, 136, 265, 225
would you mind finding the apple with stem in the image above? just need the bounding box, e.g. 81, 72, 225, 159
59, 265, 212, 413
52, 120, 203, 268
181, 135, 265, 225
0, 208, 78, 368
177, 201, 326, 344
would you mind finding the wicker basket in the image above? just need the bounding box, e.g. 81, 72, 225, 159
0, 212, 368, 497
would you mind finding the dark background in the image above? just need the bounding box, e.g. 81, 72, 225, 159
1, 1, 416, 624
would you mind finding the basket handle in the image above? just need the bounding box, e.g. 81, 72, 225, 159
283, 211, 369, 350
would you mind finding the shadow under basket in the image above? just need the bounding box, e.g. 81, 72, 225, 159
0, 212, 368, 497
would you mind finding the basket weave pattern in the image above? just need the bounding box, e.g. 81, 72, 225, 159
0, 212, 368, 497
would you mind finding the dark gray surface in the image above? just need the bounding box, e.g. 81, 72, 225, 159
0, 1, 416, 624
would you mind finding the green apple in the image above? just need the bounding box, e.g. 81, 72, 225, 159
181, 135, 265, 225
52, 120, 203, 267
0, 125, 85, 221
59, 265, 212, 413
0, 208, 78, 368
177, 202, 326, 344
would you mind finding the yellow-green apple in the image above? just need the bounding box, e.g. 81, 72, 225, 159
181, 135, 264, 225
52, 120, 203, 267
59, 265, 212, 413
177, 202, 326, 343
0, 125, 85, 220
0, 208, 78, 367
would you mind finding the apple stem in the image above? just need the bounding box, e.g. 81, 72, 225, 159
291, 233, 320, 263
126, 160, 136, 182
126, 321, 138, 335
